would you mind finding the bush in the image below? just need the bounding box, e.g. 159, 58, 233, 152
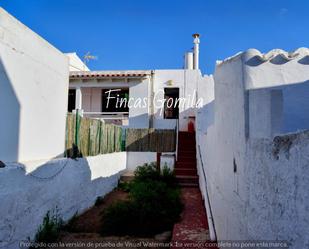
134, 162, 160, 182
161, 164, 177, 187
101, 163, 183, 237
117, 181, 132, 192
130, 180, 182, 229
134, 163, 177, 187
32, 209, 63, 245
101, 201, 137, 236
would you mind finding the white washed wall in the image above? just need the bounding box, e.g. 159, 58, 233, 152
81, 88, 102, 112
126, 152, 156, 171
0, 152, 126, 249
128, 78, 150, 128
66, 52, 89, 72
249, 83, 309, 138
203, 56, 249, 241
69, 78, 150, 128
247, 132, 309, 248
196, 49, 309, 248
153, 69, 201, 131
0, 8, 69, 162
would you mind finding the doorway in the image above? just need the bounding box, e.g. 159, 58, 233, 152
68, 89, 76, 112
164, 88, 179, 119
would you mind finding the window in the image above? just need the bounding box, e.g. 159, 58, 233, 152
102, 89, 129, 113
68, 89, 76, 112
164, 88, 179, 119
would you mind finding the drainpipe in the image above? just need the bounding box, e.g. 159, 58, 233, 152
149, 70, 155, 128
75, 86, 82, 110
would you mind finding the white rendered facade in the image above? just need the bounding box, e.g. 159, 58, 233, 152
68, 67, 204, 131
0, 8, 69, 163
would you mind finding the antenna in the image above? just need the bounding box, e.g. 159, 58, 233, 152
83, 52, 98, 70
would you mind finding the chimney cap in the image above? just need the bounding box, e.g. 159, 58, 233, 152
192, 33, 200, 38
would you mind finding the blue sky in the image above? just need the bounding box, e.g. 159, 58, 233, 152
1, 0, 309, 74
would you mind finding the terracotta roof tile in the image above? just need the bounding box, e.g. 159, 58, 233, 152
70, 70, 151, 79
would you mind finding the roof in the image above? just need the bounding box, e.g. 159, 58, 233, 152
70, 70, 151, 79
216, 47, 309, 66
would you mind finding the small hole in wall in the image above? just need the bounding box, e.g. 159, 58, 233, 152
233, 158, 237, 173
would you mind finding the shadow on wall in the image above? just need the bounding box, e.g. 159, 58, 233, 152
125, 127, 176, 153
128, 106, 199, 131
0, 156, 123, 249
249, 80, 309, 136
280, 81, 309, 133
129, 113, 149, 129
126, 106, 207, 152
0, 58, 20, 162
196, 100, 215, 133
152, 107, 201, 131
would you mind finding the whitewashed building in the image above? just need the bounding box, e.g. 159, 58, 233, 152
0, 8, 69, 163
0, 10, 126, 249
67, 34, 203, 131
1, 5, 309, 248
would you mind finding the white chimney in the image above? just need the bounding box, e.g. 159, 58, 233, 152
192, 33, 200, 70
184, 52, 193, 69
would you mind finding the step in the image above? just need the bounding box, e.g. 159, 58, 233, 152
178, 139, 196, 143
120, 171, 134, 183
176, 175, 199, 187
175, 161, 197, 169
175, 168, 197, 176
176, 156, 196, 162
176, 175, 198, 182
178, 140, 196, 144
178, 151, 196, 155
177, 152, 196, 162
178, 153, 196, 158
178, 134, 195, 139
178, 143, 196, 148
178, 132, 195, 138
178, 138, 195, 141
178, 139, 196, 144
178, 148, 196, 153
178, 182, 199, 188
178, 141, 196, 146
177, 158, 196, 163
178, 142, 196, 147
178, 148, 195, 153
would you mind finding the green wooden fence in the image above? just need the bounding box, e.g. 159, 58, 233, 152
65, 114, 123, 157
65, 114, 176, 157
